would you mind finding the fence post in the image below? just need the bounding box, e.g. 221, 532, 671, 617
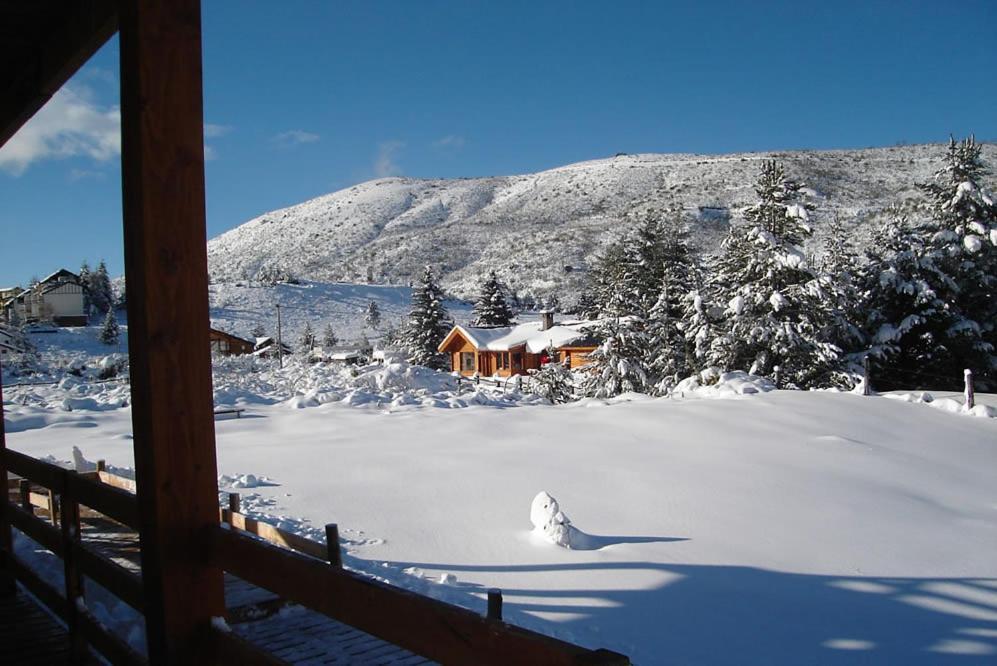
325, 523, 342, 568
60, 470, 86, 661
772, 365, 780, 389
96, 459, 106, 475
228, 492, 240, 520
964, 369, 975, 410
863, 356, 872, 396
487, 588, 503, 621
18, 479, 30, 512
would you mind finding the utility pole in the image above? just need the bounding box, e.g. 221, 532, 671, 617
275, 303, 284, 369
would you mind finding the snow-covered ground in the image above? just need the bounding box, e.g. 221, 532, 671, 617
4, 356, 996, 663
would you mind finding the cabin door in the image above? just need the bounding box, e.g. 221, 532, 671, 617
477, 353, 490, 375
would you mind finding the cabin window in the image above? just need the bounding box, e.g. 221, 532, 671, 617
512, 353, 522, 369
460, 352, 475, 372
499, 352, 510, 369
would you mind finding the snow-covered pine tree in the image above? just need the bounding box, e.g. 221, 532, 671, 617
528, 348, 575, 404
403, 266, 453, 370
364, 301, 382, 329
581, 314, 649, 398
321, 323, 337, 348
299, 322, 316, 351
89, 261, 113, 315
573, 288, 599, 320
78, 260, 92, 319
914, 136, 997, 388
99, 307, 119, 345
250, 323, 266, 338
861, 212, 965, 390
816, 216, 865, 372
644, 218, 697, 394
707, 161, 839, 388
472, 270, 514, 327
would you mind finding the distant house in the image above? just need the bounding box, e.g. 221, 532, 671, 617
437, 312, 599, 377
209, 328, 255, 355
3, 269, 87, 327
253, 336, 292, 358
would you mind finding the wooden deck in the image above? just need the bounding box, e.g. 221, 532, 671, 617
29, 513, 434, 664
0, 587, 95, 665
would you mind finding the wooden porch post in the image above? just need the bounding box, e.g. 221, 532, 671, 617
118, 1, 225, 662
0, 358, 13, 596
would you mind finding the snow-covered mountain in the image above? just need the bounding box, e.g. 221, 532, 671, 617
207, 143, 997, 303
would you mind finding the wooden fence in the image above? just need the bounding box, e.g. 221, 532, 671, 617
3, 449, 629, 665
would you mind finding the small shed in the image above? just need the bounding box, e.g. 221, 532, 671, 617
209, 328, 255, 355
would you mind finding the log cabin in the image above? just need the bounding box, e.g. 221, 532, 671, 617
438, 311, 600, 377
208, 328, 255, 355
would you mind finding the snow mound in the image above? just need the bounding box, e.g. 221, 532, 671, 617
530, 491, 575, 548
218, 473, 278, 489
883, 391, 995, 418
672, 368, 776, 399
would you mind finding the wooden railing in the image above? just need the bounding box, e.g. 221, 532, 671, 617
2, 450, 630, 665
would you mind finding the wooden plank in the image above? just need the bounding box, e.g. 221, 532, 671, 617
118, 1, 225, 661
211, 528, 630, 666
100, 471, 138, 494
10, 553, 70, 620
78, 605, 148, 666
4, 449, 66, 492
60, 491, 86, 660
0, 361, 11, 596
66, 470, 140, 528
75, 541, 145, 612
204, 626, 290, 666
6, 503, 63, 555
221, 510, 327, 561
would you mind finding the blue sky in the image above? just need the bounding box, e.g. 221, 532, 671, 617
1, 0, 995, 287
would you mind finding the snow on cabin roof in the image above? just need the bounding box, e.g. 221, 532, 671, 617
39, 268, 79, 285
451, 319, 600, 354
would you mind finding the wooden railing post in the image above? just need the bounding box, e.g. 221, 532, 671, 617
863, 356, 872, 396
61, 470, 86, 662
97, 459, 106, 475
487, 588, 503, 621
228, 492, 240, 518
325, 523, 342, 568
0, 360, 12, 597
964, 369, 975, 410
19, 479, 31, 512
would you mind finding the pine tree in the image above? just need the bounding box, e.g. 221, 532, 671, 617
403, 266, 453, 369
78, 260, 92, 319
472, 271, 514, 327
364, 301, 382, 329
861, 213, 965, 390
581, 314, 649, 397
707, 161, 839, 388
914, 136, 997, 388
299, 322, 315, 351
99, 307, 119, 345
88, 260, 113, 315
321, 323, 338, 348
816, 217, 865, 374
250, 323, 266, 339
644, 219, 697, 394
528, 349, 575, 404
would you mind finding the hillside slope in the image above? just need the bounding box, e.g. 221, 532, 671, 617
206, 143, 997, 303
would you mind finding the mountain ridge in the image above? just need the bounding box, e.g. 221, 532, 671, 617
206, 142, 997, 304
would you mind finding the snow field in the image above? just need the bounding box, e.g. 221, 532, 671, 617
6, 382, 997, 663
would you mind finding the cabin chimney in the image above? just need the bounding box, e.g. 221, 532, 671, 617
540, 311, 554, 331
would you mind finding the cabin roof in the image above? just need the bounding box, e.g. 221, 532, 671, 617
443, 319, 600, 354
39, 268, 79, 285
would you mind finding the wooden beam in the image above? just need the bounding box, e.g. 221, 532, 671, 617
0, 357, 12, 596
118, 1, 224, 662
0, 0, 118, 148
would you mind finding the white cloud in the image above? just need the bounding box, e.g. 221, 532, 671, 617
0, 85, 120, 176
69, 168, 106, 182
204, 123, 233, 138
433, 134, 466, 150
374, 140, 404, 178
272, 129, 320, 147
203, 144, 218, 161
